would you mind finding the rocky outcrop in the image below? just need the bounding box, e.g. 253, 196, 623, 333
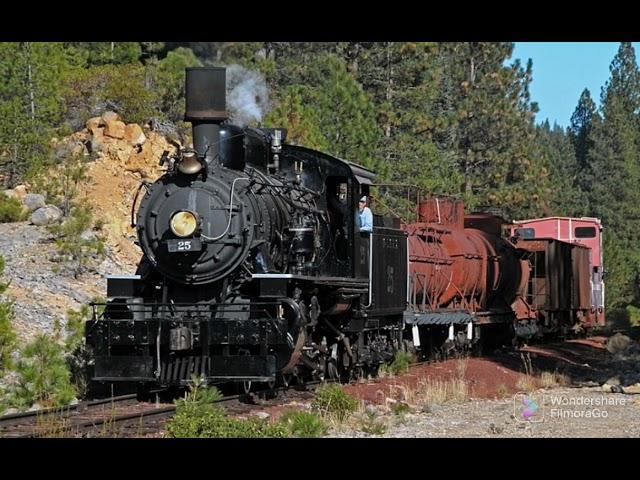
0, 222, 129, 342
101, 111, 121, 124
104, 119, 126, 139
124, 123, 146, 146
0, 115, 179, 343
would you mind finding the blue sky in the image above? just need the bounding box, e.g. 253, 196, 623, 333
510, 42, 639, 128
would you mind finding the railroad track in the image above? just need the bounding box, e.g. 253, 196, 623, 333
0, 394, 176, 438
0, 381, 322, 438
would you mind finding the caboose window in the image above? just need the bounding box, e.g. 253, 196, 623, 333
575, 226, 596, 238
516, 228, 535, 239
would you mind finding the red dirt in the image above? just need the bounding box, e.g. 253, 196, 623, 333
343, 357, 535, 404
344, 337, 612, 405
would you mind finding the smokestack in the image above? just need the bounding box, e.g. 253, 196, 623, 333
185, 67, 228, 164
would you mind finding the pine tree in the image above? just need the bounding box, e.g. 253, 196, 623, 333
68, 42, 142, 66
265, 53, 380, 171
0, 43, 84, 186
11, 333, 76, 410
435, 43, 549, 218
587, 42, 640, 309
537, 121, 583, 216
154, 47, 202, 124
569, 89, 599, 197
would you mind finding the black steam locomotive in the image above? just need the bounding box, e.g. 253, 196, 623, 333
86, 67, 408, 391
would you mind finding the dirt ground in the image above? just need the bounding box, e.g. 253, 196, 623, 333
329, 337, 640, 437
331, 386, 640, 438
234, 337, 640, 438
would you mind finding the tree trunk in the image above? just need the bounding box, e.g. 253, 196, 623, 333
24, 43, 36, 121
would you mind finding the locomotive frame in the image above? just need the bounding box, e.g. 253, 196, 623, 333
85, 66, 605, 394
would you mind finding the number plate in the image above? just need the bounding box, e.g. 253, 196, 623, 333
167, 238, 202, 253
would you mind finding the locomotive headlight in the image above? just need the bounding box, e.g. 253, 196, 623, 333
170, 210, 198, 237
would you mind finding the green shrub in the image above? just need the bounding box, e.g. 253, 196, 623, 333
391, 401, 411, 416
10, 333, 76, 410
48, 206, 105, 278
359, 410, 387, 435
0, 256, 17, 376
0, 193, 26, 223
63, 304, 93, 397
311, 384, 358, 421
626, 305, 640, 327
166, 380, 288, 438
279, 410, 328, 438
388, 350, 414, 376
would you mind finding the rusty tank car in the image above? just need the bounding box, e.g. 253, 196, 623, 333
402, 198, 536, 355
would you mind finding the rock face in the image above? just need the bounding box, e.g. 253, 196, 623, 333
86, 116, 103, 132
24, 193, 46, 212
101, 111, 121, 124
124, 123, 146, 146
104, 119, 126, 139
30, 205, 62, 226
0, 221, 130, 343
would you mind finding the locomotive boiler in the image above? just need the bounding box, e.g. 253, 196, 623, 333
86, 67, 408, 392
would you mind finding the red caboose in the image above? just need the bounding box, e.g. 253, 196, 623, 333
509, 217, 605, 328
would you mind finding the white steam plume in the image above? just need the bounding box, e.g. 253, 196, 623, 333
226, 64, 270, 127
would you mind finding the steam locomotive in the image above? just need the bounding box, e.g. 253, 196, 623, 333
85, 67, 605, 393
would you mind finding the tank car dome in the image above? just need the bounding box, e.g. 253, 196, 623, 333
136, 168, 254, 285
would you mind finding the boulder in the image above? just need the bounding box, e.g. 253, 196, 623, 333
24, 193, 46, 211
104, 120, 126, 139
124, 123, 146, 146
101, 111, 121, 124
30, 205, 62, 226
623, 383, 640, 394
80, 229, 98, 241
13, 185, 27, 199
86, 116, 104, 132
602, 383, 624, 394
606, 333, 632, 355
605, 376, 621, 386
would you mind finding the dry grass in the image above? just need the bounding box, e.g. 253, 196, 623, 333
417, 377, 470, 406
35, 410, 72, 438
334, 359, 474, 435
516, 375, 537, 393
384, 359, 470, 409
539, 371, 571, 389
496, 383, 510, 398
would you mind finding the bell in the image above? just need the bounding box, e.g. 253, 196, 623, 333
178, 151, 203, 174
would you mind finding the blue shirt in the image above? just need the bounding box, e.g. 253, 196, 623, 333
358, 207, 373, 232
